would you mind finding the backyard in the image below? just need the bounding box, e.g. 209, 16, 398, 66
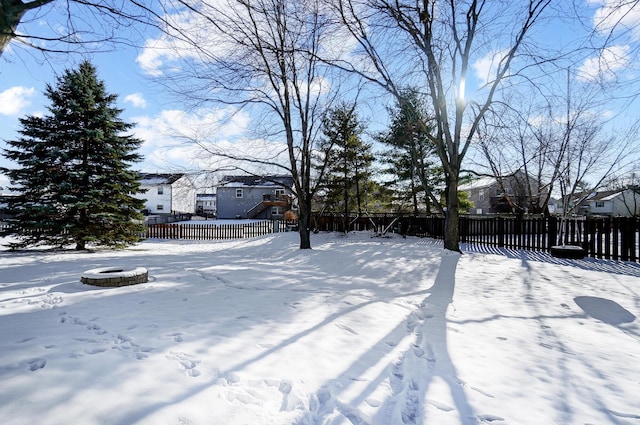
0, 231, 639, 424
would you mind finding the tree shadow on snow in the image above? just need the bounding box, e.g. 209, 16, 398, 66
295, 251, 478, 425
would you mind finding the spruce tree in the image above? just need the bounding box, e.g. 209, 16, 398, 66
378, 88, 443, 214
318, 103, 375, 220
1, 60, 145, 250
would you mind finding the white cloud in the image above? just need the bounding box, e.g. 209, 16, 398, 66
124, 93, 147, 109
0, 86, 36, 116
472, 49, 510, 88
592, 0, 640, 41
136, 7, 234, 76
577, 44, 630, 82
130, 107, 262, 171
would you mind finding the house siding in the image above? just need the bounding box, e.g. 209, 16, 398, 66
216, 186, 285, 219
216, 176, 294, 219
135, 174, 196, 215
459, 172, 543, 215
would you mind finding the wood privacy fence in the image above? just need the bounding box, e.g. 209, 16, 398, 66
4, 215, 639, 262
406, 215, 640, 262
310, 214, 640, 262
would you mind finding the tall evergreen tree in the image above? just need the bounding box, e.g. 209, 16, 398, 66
1, 60, 145, 250
318, 103, 375, 221
378, 89, 443, 214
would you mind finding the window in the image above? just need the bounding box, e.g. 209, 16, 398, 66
595, 201, 605, 208
275, 189, 285, 199
272, 206, 284, 216
157, 204, 164, 211
479, 190, 484, 201
157, 186, 164, 195
236, 188, 243, 198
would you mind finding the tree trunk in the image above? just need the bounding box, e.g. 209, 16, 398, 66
298, 196, 312, 249
444, 179, 461, 252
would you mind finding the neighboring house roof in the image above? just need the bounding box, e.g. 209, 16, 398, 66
564, 190, 621, 204
458, 176, 497, 191
587, 190, 624, 202
139, 173, 185, 185
219, 175, 294, 188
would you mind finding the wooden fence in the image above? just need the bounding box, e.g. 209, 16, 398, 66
144, 220, 297, 240
311, 214, 640, 262
4, 215, 640, 262
456, 216, 640, 262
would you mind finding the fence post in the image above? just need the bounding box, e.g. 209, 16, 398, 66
497, 217, 505, 248
547, 216, 557, 249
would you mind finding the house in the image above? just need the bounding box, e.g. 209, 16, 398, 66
196, 193, 217, 217
459, 172, 546, 214
135, 173, 196, 215
216, 175, 295, 219
560, 189, 640, 217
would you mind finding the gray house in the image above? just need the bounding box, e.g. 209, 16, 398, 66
216, 175, 295, 219
459, 171, 546, 214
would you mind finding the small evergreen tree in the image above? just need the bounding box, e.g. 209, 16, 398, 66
1, 61, 145, 250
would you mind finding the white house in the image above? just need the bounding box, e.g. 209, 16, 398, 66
136, 173, 196, 215
585, 189, 640, 217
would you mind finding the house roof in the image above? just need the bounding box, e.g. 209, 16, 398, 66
139, 173, 185, 185
597, 190, 625, 202
219, 175, 294, 188
458, 176, 497, 191
562, 189, 623, 204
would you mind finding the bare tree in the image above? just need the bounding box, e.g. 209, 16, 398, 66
0, 0, 161, 58
333, 0, 552, 251
475, 67, 637, 239
144, 0, 346, 249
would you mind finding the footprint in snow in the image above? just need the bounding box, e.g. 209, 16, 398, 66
167, 332, 184, 342
335, 323, 358, 335
166, 351, 201, 377
28, 358, 47, 371
84, 347, 107, 355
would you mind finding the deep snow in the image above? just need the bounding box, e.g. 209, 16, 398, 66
1, 231, 639, 425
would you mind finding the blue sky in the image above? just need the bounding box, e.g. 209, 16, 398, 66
1, 0, 639, 184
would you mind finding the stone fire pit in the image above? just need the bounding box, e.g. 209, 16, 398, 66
81, 267, 148, 287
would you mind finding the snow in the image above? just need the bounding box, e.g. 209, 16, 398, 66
1, 232, 639, 425
457, 177, 496, 192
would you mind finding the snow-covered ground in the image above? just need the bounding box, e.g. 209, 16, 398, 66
1, 232, 639, 425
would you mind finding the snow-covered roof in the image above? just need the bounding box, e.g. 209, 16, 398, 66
219, 175, 294, 188
458, 176, 497, 191
138, 173, 184, 185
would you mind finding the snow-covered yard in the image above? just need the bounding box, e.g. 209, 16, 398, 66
1, 232, 639, 425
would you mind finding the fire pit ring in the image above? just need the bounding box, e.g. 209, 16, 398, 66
81, 267, 148, 287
